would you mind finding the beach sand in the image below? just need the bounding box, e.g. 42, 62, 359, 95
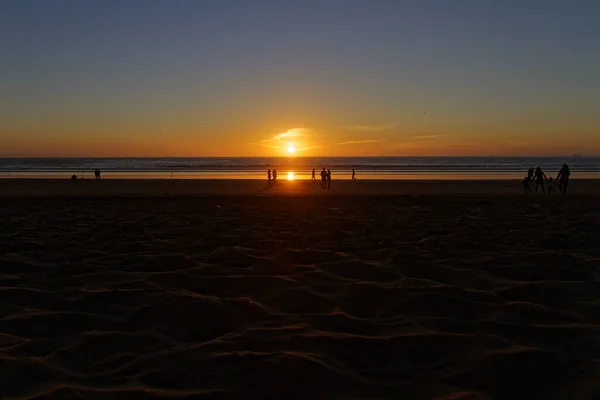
1, 178, 600, 197
1, 180, 600, 399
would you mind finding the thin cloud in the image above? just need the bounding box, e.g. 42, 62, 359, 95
343, 122, 397, 132
254, 128, 317, 153
257, 128, 310, 143
336, 139, 383, 146
392, 135, 447, 146
273, 128, 309, 140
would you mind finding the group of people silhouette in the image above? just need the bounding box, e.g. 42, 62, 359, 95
267, 169, 277, 184
314, 168, 331, 190
93, 169, 102, 180
523, 164, 570, 194
267, 167, 359, 190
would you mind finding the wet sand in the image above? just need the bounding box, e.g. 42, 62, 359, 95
1, 178, 600, 197
1, 180, 600, 399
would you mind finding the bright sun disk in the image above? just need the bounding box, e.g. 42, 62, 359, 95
287, 145, 295, 153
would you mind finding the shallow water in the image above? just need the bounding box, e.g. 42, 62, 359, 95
0, 156, 597, 179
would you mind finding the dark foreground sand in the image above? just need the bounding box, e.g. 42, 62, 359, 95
1, 180, 600, 399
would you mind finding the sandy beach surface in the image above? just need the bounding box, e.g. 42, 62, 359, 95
1, 178, 600, 197
1, 180, 600, 399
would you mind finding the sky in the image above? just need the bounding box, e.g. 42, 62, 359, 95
0, 0, 599, 157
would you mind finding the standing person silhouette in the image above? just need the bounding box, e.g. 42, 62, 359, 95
534, 166, 547, 194
327, 169, 331, 190
94, 169, 98, 180
557, 163, 571, 194
320, 167, 327, 190
267, 169, 272, 184
527, 167, 534, 181
272, 169, 277, 183
311, 168, 316, 182
97, 169, 101, 180
352, 168, 356, 181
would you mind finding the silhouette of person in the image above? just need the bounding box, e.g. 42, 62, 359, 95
97, 169, 101, 180
320, 167, 327, 190
527, 167, 534, 181
94, 169, 98, 180
352, 168, 356, 181
534, 166, 547, 194
267, 169, 272, 184
273, 169, 277, 183
311, 168, 316, 182
523, 176, 531, 194
327, 169, 331, 190
557, 163, 570, 194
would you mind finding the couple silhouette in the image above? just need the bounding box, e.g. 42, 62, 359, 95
320, 168, 331, 190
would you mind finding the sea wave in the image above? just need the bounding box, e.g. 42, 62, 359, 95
0, 157, 598, 173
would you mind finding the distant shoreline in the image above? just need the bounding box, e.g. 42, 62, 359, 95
1, 156, 598, 180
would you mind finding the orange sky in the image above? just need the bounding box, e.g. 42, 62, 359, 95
2, 115, 598, 157
2, 1, 600, 157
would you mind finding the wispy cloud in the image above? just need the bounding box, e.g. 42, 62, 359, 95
336, 139, 383, 146
253, 128, 317, 153
343, 122, 397, 132
270, 128, 309, 141
392, 134, 447, 146
257, 128, 309, 144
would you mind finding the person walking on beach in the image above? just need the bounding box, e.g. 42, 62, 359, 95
311, 168, 316, 182
557, 163, 571, 194
320, 167, 327, 190
272, 169, 277, 183
327, 169, 331, 190
352, 168, 356, 181
94, 169, 98, 180
267, 169, 272, 184
534, 166, 547, 194
97, 169, 102, 180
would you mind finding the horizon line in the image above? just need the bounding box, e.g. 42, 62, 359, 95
0, 155, 596, 159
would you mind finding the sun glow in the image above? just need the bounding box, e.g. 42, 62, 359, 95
287, 171, 295, 180
287, 145, 295, 154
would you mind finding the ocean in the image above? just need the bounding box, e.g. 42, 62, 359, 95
0, 157, 597, 180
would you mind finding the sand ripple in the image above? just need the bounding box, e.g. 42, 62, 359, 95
1, 196, 600, 399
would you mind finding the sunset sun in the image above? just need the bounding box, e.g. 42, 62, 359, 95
287, 145, 295, 154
